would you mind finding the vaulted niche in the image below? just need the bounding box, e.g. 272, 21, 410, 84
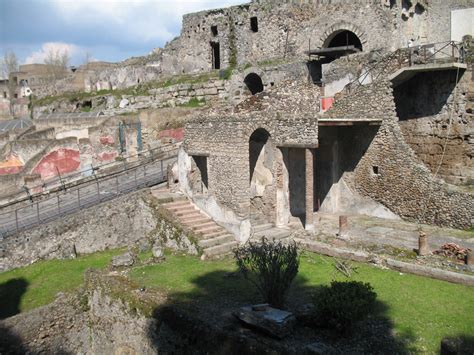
244, 73, 264, 95
325, 30, 363, 52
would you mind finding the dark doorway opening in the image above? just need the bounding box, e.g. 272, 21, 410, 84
250, 17, 259, 33
192, 155, 209, 194
211, 25, 218, 36
249, 128, 272, 224
244, 73, 264, 95
326, 30, 363, 52
211, 42, 220, 70
286, 148, 306, 221
314, 126, 378, 212
249, 128, 270, 182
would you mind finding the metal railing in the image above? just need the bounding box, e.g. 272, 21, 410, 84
0, 152, 177, 239
344, 41, 463, 95
0, 143, 179, 209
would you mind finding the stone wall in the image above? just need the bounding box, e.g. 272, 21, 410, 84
0, 190, 198, 272
395, 69, 473, 185
324, 77, 474, 229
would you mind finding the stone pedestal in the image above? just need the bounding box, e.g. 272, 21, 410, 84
466, 250, 473, 266
305, 148, 314, 231
418, 231, 430, 256
339, 215, 348, 237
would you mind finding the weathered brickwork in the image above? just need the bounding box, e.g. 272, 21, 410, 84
324, 76, 474, 229
396, 69, 474, 185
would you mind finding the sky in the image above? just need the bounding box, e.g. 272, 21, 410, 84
0, 0, 244, 67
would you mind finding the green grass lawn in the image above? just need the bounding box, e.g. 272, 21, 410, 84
0, 249, 121, 318
130, 252, 474, 353
1, 250, 473, 353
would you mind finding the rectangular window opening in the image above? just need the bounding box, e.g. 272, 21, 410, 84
250, 17, 259, 32
372, 166, 380, 175
211, 42, 221, 70
3, 91, 6, 99
211, 25, 218, 36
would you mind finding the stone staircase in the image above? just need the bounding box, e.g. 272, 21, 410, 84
155, 194, 238, 258
250, 223, 291, 243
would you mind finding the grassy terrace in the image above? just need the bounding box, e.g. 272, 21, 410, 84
1, 250, 473, 353
32, 71, 220, 107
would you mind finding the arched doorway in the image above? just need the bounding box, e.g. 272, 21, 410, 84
244, 73, 264, 95
325, 30, 363, 51
249, 128, 273, 224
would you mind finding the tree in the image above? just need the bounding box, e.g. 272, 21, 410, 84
1, 51, 19, 80
44, 48, 70, 80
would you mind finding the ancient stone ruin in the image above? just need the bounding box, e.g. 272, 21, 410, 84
0, 0, 473, 353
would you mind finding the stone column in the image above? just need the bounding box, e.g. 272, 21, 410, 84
305, 148, 314, 231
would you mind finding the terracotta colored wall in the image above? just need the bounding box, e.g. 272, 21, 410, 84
32, 148, 81, 179
159, 128, 184, 142
0, 154, 23, 175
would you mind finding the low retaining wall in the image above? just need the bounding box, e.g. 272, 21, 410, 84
297, 238, 474, 287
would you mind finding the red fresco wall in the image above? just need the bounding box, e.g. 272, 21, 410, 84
32, 148, 81, 179
99, 136, 115, 146
158, 128, 184, 142
97, 151, 118, 162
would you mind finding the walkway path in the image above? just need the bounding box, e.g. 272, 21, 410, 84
307, 213, 474, 251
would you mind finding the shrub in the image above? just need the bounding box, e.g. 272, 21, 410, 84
313, 281, 377, 333
234, 238, 299, 309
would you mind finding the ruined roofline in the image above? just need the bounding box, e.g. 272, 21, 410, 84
183, 0, 390, 19
182, 2, 251, 20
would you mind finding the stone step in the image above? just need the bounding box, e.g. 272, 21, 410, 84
194, 224, 222, 234
200, 230, 228, 239
203, 241, 239, 257
253, 228, 291, 242
198, 234, 235, 249
174, 208, 199, 216
252, 223, 274, 233
181, 216, 210, 226
164, 201, 194, 211
162, 200, 191, 209
191, 221, 218, 231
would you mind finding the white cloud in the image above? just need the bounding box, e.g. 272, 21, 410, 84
51, 0, 245, 44
19, 1, 246, 65
25, 42, 85, 65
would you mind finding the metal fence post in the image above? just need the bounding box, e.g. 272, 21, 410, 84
36, 202, 40, 223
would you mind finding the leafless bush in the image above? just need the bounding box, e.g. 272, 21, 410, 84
234, 238, 299, 309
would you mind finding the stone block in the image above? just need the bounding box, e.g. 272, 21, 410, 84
111, 252, 135, 268
233, 304, 296, 339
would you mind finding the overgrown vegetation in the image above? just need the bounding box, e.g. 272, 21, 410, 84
32, 71, 219, 107
179, 97, 206, 108
234, 238, 299, 308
